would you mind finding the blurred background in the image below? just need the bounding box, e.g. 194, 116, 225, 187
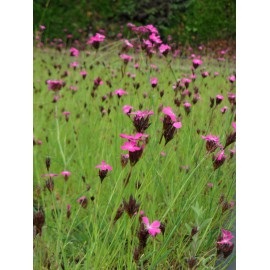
33, 0, 235, 45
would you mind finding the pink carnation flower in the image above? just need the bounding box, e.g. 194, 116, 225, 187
122, 105, 133, 114
162, 107, 176, 122
95, 160, 113, 171
217, 229, 234, 246
61, 171, 71, 181
159, 44, 171, 56
192, 59, 203, 69
151, 77, 158, 87
121, 141, 141, 152
70, 47, 79, 57
142, 216, 161, 236
124, 39, 133, 48
149, 33, 162, 44
120, 54, 132, 64
114, 89, 128, 97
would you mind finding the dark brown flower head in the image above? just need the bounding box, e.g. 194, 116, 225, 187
45, 177, 54, 193
33, 209, 45, 236
123, 195, 140, 218
45, 157, 50, 172
186, 257, 197, 269
98, 169, 108, 183
129, 145, 144, 167
113, 204, 124, 224
137, 222, 149, 249
224, 132, 236, 149
191, 226, 198, 237
121, 154, 129, 168
77, 196, 88, 208
210, 97, 215, 108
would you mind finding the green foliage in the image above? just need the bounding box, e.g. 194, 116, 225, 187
33, 0, 235, 43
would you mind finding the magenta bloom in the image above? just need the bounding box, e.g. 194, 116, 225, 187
184, 102, 191, 108
87, 33, 105, 49
159, 44, 171, 56
61, 171, 71, 181
130, 110, 154, 133
162, 107, 176, 121
134, 63, 139, 69
143, 39, 153, 48
124, 39, 133, 48
94, 77, 103, 86
121, 141, 141, 152
217, 229, 234, 245
80, 70, 87, 79
201, 135, 220, 152
120, 133, 148, 142
70, 47, 79, 57
142, 216, 161, 237
216, 94, 224, 105
70, 61, 78, 68
40, 25, 46, 30
181, 78, 192, 88
96, 160, 112, 182
122, 105, 133, 115
150, 77, 158, 87
114, 89, 128, 97
232, 122, 236, 131
173, 122, 182, 128
95, 160, 113, 171
77, 196, 88, 208
62, 111, 70, 116
192, 59, 203, 69
120, 54, 132, 64
47, 80, 63, 91
201, 71, 209, 78
149, 33, 162, 44
229, 75, 236, 83
214, 72, 219, 77
221, 106, 228, 114
227, 92, 236, 104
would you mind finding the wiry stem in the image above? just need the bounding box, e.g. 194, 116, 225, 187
55, 105, 66, 168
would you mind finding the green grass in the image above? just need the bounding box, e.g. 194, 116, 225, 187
33, 43, 236, 269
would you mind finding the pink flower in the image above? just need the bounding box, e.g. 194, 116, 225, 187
95, 160, 113, 171
47, 80, 63, 91
120, 54, 132, 64
69, 86, 78, 91
173, 122, 182, 129
80, 70, 87, 79
87, 33, 105, 49
220, 106, 228, 114
70, 62, 78, 68
181, 78, 192, 88
217, 229, 234, 245
201, 71, 209, 78
40, 25, 46, 30
162, 107, 176, 121
232, 122, 236, 131
77, 196, 88, 208
122, 105, 133, 114
159, 44, 171, 56
207, 182, 214, 188
62, 111, 70, 116
130, 110, 154, 119
120, 133, 148, 142
70, 47, 79, 57
201, 134, 219, 143
150, 77, 158, 87
142, 216, 161, 236
61, 171, 71, 181
160, 151, 166, 156
149, 33, 162, 44
134, 63, 139, 69
214, 72, 219, 77
192, 59, 203, 69
94, 77, 103, 86
229, 75, 236, 83
114, 89, 128, 97
143, 39, 153, 48
124, 39, 133, 48
216, 94, 224, 105
121, 141, 141, 152
145, 24, 159, 34
184, 102, 191, 108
